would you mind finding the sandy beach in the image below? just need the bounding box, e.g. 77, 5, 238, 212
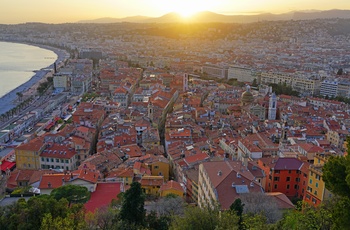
0, 44, 69, 115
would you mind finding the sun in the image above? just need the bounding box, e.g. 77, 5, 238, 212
156, 0, 219, 18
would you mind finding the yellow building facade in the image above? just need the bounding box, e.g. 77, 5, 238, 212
304, 154, 333, 206
140, 176, 164, 196
15, 139, 46, 170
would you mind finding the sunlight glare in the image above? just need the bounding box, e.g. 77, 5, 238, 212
157, 0, 219, 18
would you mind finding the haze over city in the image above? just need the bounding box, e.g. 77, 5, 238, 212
1, 0, 350, 228
1, 0, 350, 24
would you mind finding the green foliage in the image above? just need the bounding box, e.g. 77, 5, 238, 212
51, 184, 91, 205
37, 80, 52, 95
47, 76, 53, 83
280, 202, 333, 230
82, 92, 99, 102
120, 182, 146, 225
252, 78, 258, 87
230, 198, 244, 229
230, 198, 244, 217
268, 83, 299, 96
323, 155, 350, 198
145, 211, 171, 230
242, 214, 268, 230
40, 213, 75, 230
170, 205, 239, 230
11, 186, 32, 195
0, 195, 86, 230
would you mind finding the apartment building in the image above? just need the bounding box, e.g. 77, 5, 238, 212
198, 161, 263, 210
228, 66, 254, 82
304, 153, 333, 206
202, 65, 228, 79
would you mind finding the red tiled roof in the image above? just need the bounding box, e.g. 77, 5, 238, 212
84, 183, 122, 213
274, 158, 303, 170
38, 174, 71, 189
184, 152, 209, 165
159, 180, 183, 193
266, 192, 294, 209
140, 176, 164, 186
0, 161, 16, 172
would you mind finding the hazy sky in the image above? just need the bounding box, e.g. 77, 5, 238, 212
1, 0, 349, 24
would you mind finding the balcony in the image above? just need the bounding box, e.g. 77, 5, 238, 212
309, 164, 323, 175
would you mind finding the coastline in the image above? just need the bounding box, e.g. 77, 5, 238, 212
0, 41, 70, 115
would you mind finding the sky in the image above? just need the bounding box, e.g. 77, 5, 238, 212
1, 0, 349, 24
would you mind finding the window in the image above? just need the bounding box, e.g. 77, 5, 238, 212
314, 190, 318, 195
312, 198, 317, 204
56, 159, 59, 163
295, 178, 300, 182
154, 165, 159, 169
294, 184, 298, 189
46, 158, 49, 162
316, 182, 318, 188
286, 185, 290, 189
274, 177, 280, 181
286, 177, 291, 182
308, 186, 312, 192
309, 179, 313, 184
274, 170, 280, 174
51, 158, 54, 162
274, 184, 278, 189
65, 160, 69, 163
288, 170, 292, 174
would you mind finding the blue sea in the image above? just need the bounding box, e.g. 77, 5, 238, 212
0, 41, 57, 97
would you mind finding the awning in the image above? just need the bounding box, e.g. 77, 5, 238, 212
0, 161, 16, 172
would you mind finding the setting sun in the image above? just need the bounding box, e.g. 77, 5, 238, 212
156, 0, 219, 18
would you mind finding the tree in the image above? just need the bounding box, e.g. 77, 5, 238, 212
230, 198, 244, 229
51, 185, 91, 206
16, 92, 23, 102
170, 205, 239, 230
337, 68, 343, 75
239, 193, 282, 224
322, 154, 350, 198
40, 213, 75, 230
0, 195, 86, 230
89, 206, 117, 230
252, 78, 258, 87
280, 202, 333, 230
150, 194, 186, 216
120, 182, 145, 225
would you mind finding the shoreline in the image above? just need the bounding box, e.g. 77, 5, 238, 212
0, 41, 70, 115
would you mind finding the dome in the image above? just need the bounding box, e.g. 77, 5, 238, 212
241, 91, 254, 105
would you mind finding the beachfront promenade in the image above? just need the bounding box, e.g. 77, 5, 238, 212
0, 45, 69, 115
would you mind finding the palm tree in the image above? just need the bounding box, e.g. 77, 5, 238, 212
16, 92, 23, 102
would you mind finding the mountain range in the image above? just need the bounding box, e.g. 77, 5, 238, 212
78, 9, 350, 24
